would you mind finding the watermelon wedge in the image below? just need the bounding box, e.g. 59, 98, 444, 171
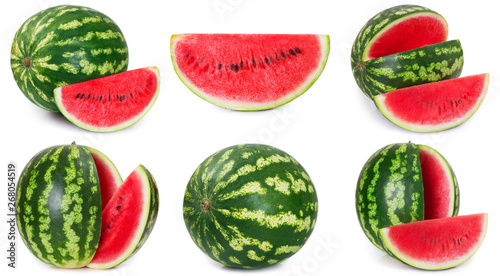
379, 213, 488, 270
170, 34, 330, 110
54, 67, 160, 132
87, 147, 123, 209
374, 74, 489, 132
87, 165, 159, 269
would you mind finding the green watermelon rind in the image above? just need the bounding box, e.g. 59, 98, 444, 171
378, 213, 488, 270
87, 165, 159, 269
353, 39, 464, 100
183, 144, 318, 268
53, 66, 161, 132
10, 5, 129, 112
16, 144, 102, 268
374, 73, 490, 132
170, 34, 330, 111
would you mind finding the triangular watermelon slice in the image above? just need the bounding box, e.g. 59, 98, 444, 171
171, 34, 330, 110
87, 165, 159, 269
374, 74, 489, 132
54, 67, 160, 132
378, 213, 488, 270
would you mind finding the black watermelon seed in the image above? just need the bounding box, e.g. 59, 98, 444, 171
130, 93, 133, 98
289, 50, 296, 56
117, 206, 121, 210
119, 196, 123, 200
234, 65, 239, 72
252, 59, 256, 66
116, 95, 119, 100
120, 96, 125, 101
99, 96, 102, 101
281, 52, 286, 58
265, 57, 269, 64
107, 225, 111, 229
108, 95, 111, 100
240, 61, 244, 68
275, 54, 279, 60
186, 54, 190, 58
76, 94, 81, 99
218, 64, 222, 70
295, 48, 300, 54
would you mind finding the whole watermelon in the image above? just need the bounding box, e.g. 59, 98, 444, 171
16, 144, 102, 268
10, 5, 129, 112
183, 144, 318, 268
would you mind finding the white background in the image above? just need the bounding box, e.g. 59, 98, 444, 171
1, 0, 498, 275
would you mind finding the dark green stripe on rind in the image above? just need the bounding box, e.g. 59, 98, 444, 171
353, 40, 463, 99
183, 144, 318, 268
10, 5, 128, 111
16, 144, 101, 268
355, 143, 424, 250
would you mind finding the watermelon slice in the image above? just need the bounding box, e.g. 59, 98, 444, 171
54, 67, 160, 132
374, 74, 490, 132
379, 213, 488, 270
170, 34, 330, 110
87, 146, 123, 209
417, 145, 459, 220
87, 165, 159, 269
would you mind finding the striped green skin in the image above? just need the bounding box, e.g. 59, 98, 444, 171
183, 144, 318, 269
16, 144, 101, 268
11, 5, 128, 112
353, 40, 463, 100
356, 143, 424, 250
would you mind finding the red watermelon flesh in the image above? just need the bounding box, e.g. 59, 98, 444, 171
379, 213, 488, 270
366, 14, 448, 60
375, 74, 490, 132
417, 145, 457, 220
88, 165, 158, 269
171, 34, 330, 110
54, 67, 160, 132
87, 147, 122, 209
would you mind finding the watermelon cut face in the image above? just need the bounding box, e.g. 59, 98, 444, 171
87, 147, 122, 209
54, 67, 160, 132
379, 213, 488, 270
417, 145, 459, 220
375, 74, 490, 132
356, 143, 459, 250
364, 12, 448, 60
88, 165, 159, 269
171, 34, 330, 110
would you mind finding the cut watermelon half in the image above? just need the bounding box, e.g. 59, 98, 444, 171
54, 67, 160, 132
379, 213, 488, 270
87, 146, 123, 209
375, 74, 490, 132
88, 165, 159, 269
363, 10, 448, 61
417, 145, 459, 220
171, 34, 330, 110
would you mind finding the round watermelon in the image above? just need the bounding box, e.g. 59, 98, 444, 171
183, 144, 318, 268
11, 5, 129, 112
355, 142, 459, 250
